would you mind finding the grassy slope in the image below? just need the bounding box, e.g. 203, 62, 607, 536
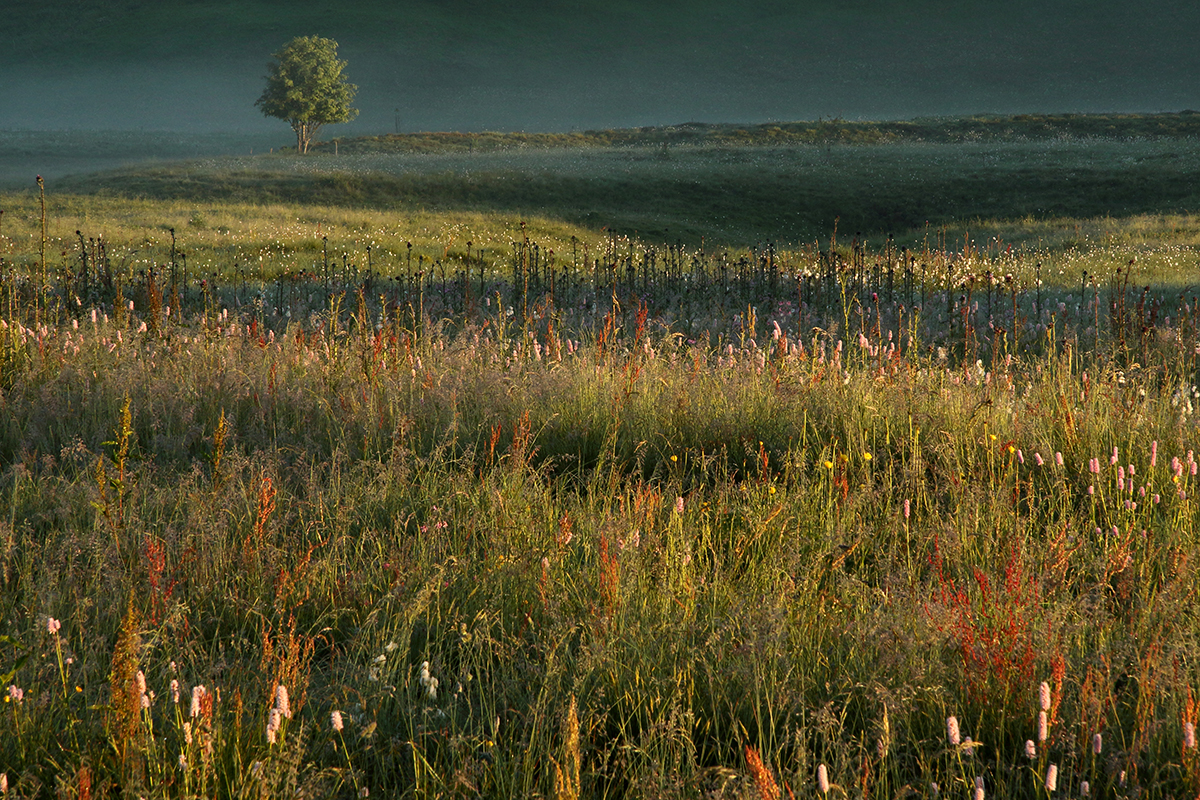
53, 133, 1200, 248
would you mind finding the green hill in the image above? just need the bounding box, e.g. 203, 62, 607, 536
4, 2, 1199, 133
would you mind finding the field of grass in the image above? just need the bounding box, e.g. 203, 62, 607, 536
4, 129, 1200, 798
15, 127, 1195, 253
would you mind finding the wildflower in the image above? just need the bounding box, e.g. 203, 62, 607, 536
675, 496, 684, 514
1111, 447, 1119, 466
1045, 764, 1058, 792
1025, 739, 1037, 759
903, 498, 911, 519
191, 685, 206, 718
331, 710, 344, 731
170, 679, 180, 704
823, 460, 834, 469
974, 775, 985, 800
1093, 732, 1102, 754
275, 684, 291, 719
1186, 722, 1196, 749
1035, 452, 1044, 466
427, 677, 439, 700
359, 789, 369, 798
1081, 780, 1090, 797
1039, 681, 1052, 711
1038, 710, 1049, 742
0, 773, 6, 793
47, 617, 61, 636
178, 754, 187, 770
1151, 440, 1158, 467
7, 685, 23, 704
946, 716, 961, 746
1055, 451, 1064, 466
136, 671, 147, 696
266, 708, 281, 744
929, 782, 939, 798
817, 763, 830, 795
862, 452, 872, 462
183, 722, 193, 745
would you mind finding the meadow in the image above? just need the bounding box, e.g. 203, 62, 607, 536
3, 123, 1200, 798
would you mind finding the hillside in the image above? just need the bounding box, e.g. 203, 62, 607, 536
3, 1, 1199, 133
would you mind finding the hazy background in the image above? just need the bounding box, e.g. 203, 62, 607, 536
3, 0, 1198, 140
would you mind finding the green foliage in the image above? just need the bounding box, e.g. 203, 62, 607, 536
256, 36, 358, 155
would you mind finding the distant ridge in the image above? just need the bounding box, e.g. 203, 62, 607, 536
310, 113, 1200, 155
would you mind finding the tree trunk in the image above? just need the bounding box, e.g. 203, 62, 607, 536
292, 120, 321, 154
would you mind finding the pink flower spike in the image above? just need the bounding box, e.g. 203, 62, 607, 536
1034, 452, 1044, 466
1151, 440, 1158, 466
47, 617, 61, 636
1055, 451, 1064, 466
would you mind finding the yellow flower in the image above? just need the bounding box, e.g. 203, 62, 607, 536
863, 452, 873, 462
1008, 445, 1015, 454
989, 434, 997, 441
824, 460, 834, 469
768, 486, 776, 494
670, 455, 678, 462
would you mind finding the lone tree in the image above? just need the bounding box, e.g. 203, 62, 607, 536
256, 36, 358, 154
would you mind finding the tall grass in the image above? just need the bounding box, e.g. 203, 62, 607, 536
2, 192, 1200, 797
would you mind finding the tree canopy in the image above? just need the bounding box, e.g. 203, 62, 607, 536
256, 36, 357, 154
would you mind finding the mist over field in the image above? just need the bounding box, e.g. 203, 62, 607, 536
2, 0, 1198, 137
